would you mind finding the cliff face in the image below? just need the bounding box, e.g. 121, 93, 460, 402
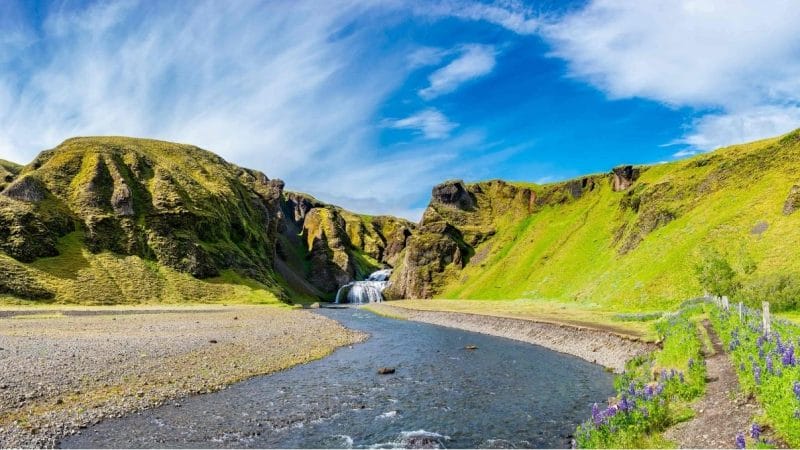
277, 192, 414, 297
388, 130, 800, 309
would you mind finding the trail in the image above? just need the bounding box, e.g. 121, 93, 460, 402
664, 320, 759, 448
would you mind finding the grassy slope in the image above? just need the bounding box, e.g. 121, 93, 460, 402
1, 232, 285, 307
440, 132, 800, 310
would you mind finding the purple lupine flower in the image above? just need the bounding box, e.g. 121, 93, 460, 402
661, 369, 668, 381
619, 396, 630, 412
750, 423, 761, 440
735, 432, 746, 449
591, 403, 602, 425
754, 365, 761, 385
644, 385, 654, 399
783, 345, 796, 367
655, 383, 664, 396
758, 348, 765, 359
628, 382, 636, 396
793, 381, 800, 401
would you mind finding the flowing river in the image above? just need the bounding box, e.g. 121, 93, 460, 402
60, 308, 614, 449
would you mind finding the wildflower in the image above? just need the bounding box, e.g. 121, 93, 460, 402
628, 382, 636, 396
591, 403, 602, 426
661, 369, 668, 380
766, 357, 773, 374
783, 345, 796, 367
754, 365, 761, 385
750, 423, 761, 440
794, 409, 800, 419
793, 381, 800, 401
735, 432, 746, 449
643, 385, 654, 399
619, 396, 630, 412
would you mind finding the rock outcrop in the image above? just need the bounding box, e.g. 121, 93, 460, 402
611, 165, 641, 191
783, 185, 800, 215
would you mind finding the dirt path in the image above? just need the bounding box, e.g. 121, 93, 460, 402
664, 320, 759, 448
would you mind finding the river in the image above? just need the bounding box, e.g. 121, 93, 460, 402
60, 308, 614, 448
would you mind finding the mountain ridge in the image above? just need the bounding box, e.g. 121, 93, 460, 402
2, 131, 800, 308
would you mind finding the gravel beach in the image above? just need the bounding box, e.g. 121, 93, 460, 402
366, 303, 653, 372
0, 306, 364, 448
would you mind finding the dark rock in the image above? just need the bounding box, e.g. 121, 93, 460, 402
783, 185, 800, 215
2, 176, 48, 202
209, 340, 218, 344
377, 367, 395, 375
611, 165, 641, 191
431, 180, 474, 210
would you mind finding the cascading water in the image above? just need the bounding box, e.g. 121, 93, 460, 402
334, 269, 392, 304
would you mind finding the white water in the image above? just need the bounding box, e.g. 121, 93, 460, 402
335, 269, 392, 304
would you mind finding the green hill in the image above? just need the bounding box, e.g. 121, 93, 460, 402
387, 129, 800, 310
0, 137, 407, 304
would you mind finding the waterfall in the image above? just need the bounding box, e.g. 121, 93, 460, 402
335, 269, 392, 304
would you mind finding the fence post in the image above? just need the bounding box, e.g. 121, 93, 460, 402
722, 296, 729, 311
738, 302, 743, 321
762, 301, 771, 335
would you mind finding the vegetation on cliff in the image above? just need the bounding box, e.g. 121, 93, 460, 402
389, 129, 800, 310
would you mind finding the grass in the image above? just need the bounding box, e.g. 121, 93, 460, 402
575, 304, 708, 448
413, 130, 800, 311
710, 303, 800, 447
2, 232, 287, 307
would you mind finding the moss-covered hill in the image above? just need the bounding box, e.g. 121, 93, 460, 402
0, 137, 406, 304
387, 129, 800, 310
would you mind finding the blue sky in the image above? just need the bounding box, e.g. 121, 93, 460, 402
2, 0, 800, 219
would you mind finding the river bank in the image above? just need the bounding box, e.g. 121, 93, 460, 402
0, 306, 364, 448
365, 302, 654, 372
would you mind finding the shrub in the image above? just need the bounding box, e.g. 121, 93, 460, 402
734, 273, 800, 312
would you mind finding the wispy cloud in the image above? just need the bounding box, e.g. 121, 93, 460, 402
540, 0, 800, 153
387, 108, 458, 139
420, 0, 540, 35
419, 44, 497, 99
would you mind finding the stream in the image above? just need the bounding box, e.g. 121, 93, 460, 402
60, 308, 614, 449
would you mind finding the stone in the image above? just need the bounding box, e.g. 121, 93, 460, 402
783, 185, 800, 215
611, 165, 641, 191
431, 180, 474, 210
377, 367, 395, 375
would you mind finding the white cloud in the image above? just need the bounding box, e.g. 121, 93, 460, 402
678, 106, 800, 151
0, 0, 521, 220
387, 108, 458, 139
419, 44, 496, 99
542, 0, 800, 151
421, 0, 540, 35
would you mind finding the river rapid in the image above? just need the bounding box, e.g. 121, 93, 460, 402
60, 308, 614, 449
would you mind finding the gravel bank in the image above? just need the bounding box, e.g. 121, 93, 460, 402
0, 306, 364, 448
367, 303, 653, 372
